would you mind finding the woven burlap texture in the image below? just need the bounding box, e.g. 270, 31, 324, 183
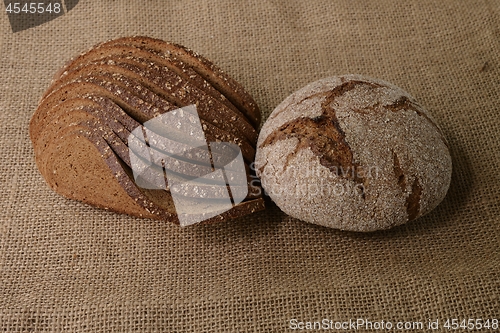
1, 0, 499, 331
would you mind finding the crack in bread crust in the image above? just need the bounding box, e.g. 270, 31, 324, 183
407, 177, 422, 220
260, 81, 375, 188
393, 151, 421, 220
385, 96, 448, 147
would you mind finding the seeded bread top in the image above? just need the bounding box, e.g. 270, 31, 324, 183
52, 36, 261, 128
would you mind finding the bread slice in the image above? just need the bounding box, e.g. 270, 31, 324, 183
33, 97, 135, 151
31, 95, 139, 144
33, 80, 151, 130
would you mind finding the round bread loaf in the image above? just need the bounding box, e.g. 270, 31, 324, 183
255, 75, 452, 232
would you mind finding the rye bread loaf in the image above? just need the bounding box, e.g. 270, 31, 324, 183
255, 75, 452, 232
30, 36, 264, 225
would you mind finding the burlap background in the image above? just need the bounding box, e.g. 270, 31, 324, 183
1, 0, 499, 331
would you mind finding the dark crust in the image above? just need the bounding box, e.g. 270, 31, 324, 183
31, 95, 140, 144
62, 75, 250, 165
93, 69, 256, 163
111, 59, 257, 143
36, 78, 253, 192
406, 177, 422, 221
34, 80, 151, 127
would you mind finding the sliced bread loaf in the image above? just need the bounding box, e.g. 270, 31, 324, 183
30, 36, 264, 225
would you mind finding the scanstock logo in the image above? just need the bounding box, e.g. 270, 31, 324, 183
128, 105, 248, 227
4, 0, 80, 32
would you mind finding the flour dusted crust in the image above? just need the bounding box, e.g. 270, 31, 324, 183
256, 75, 452, 232
30, 36, 264, 224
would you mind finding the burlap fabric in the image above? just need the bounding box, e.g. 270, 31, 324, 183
1, 1, 499, 331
